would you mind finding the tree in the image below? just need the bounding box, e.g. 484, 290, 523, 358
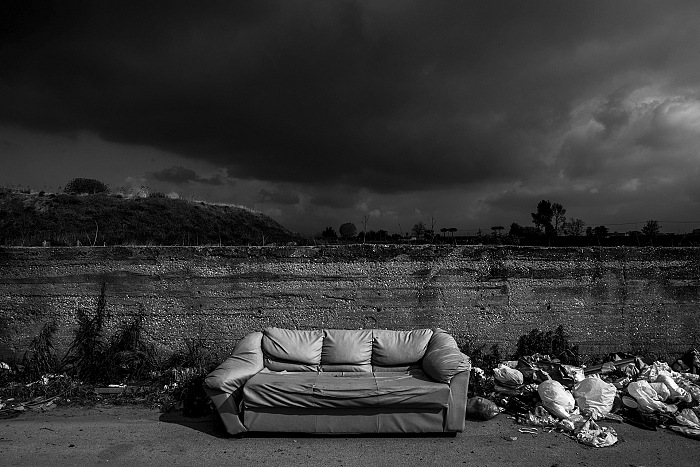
361, 214, 369, 243
642, 220, 661, 240
593, 225, 609, 238
552, 203, 567, 234
509, 223, 541, 238
64, 178, 109, 195
411, 221, 427, 238
447, 227, 457, 243
563, 218, 585, 236
322, 227, 337, 239
339, 222, 357, 240
531, 200, 554, 234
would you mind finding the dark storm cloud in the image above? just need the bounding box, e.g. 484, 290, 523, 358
258, 187, 299, 206
593, 87, 634, 138
2, 0, 700, 199
148, 165, 222, 185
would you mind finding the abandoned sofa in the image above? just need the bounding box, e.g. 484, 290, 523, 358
203, 327, 471, 435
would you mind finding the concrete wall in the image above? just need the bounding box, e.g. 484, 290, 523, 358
1, 245, 699, 362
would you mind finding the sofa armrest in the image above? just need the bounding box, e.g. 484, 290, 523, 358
422, 331, 471, 383
445, 369, 470, 432
204, 331, 264, 393
203, 331, 264, 435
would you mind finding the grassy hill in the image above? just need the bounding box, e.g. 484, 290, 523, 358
0, 189, 304, 247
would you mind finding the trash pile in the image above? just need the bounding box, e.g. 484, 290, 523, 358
467, 349, 700, 447
0, 361, 212, 418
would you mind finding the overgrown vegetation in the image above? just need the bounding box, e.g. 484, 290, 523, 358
0, 188, 303, 246
1, 284, 221, 417
462, 326, 582, 398
513, 325, 580, 365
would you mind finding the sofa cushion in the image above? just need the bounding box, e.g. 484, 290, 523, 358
372, 329, 433, 366
321, 329, 373, 372
263, 356, 320, 372
243, 371, 449, 409
373, 364, 422, 373
373, 371, 450, 408
422, 331, 471, 383
244, 371, 319, 408
262, 327, 323, 366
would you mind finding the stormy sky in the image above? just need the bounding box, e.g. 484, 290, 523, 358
2, 1, 700, 235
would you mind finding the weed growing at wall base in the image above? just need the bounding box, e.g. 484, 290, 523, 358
1, 284, 220, 417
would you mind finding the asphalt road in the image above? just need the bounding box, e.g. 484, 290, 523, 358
2, 405, 700, 466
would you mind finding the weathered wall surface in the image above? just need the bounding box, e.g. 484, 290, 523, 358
1, 245, 699, 361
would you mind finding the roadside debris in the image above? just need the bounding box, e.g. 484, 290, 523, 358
466, 396, 502, 420
469, 348, 700, 447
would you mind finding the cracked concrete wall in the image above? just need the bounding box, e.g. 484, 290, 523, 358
1, 245, 699, 362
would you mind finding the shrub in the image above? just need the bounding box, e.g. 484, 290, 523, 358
64, 178, 109, 195
513, 325, 579, 365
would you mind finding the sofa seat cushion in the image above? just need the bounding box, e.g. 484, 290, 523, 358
243, 371, 449, 410
243, 371, 320, 409
373, 371, 451, 408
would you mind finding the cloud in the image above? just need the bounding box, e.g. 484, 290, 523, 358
148, 165, 222, 185
309, 189, 359, 210
258, 187, 299, 205
3, 1, 700, 233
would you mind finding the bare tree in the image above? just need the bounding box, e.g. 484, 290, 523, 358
361, 214, 369, 243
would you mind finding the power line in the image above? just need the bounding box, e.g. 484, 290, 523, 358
587, 220, 700, 226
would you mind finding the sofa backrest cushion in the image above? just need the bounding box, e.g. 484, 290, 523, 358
422, 330, 471, 383
321, 329, 373, 372
262, 328, 323, 371
372, 329, 433, 367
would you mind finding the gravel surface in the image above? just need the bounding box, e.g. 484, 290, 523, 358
2, 405, 700, 466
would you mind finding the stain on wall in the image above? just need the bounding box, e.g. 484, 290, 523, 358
1, 245, 699, 361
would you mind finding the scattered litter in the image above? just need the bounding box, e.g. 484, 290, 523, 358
518, 427, 538, 434
471, 348, 700, 448
538, 379, 575, 419
466, 396, 502, 420
95, 384, 127, 394
572, 377, 616, 420
575, 419, 618, 448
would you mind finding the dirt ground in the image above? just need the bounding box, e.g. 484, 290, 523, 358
2, 405, 700, 466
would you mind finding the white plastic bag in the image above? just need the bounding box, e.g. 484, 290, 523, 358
648, 382, 671, 401
656, 373, 692, 403
576, 420, 618, 448
538, 379, 575, 419
493, 365, 524, 387
627, 380, 676, 413
573, 377, 617, 420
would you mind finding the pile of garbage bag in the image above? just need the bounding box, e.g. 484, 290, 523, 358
469, 349, 700, 447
